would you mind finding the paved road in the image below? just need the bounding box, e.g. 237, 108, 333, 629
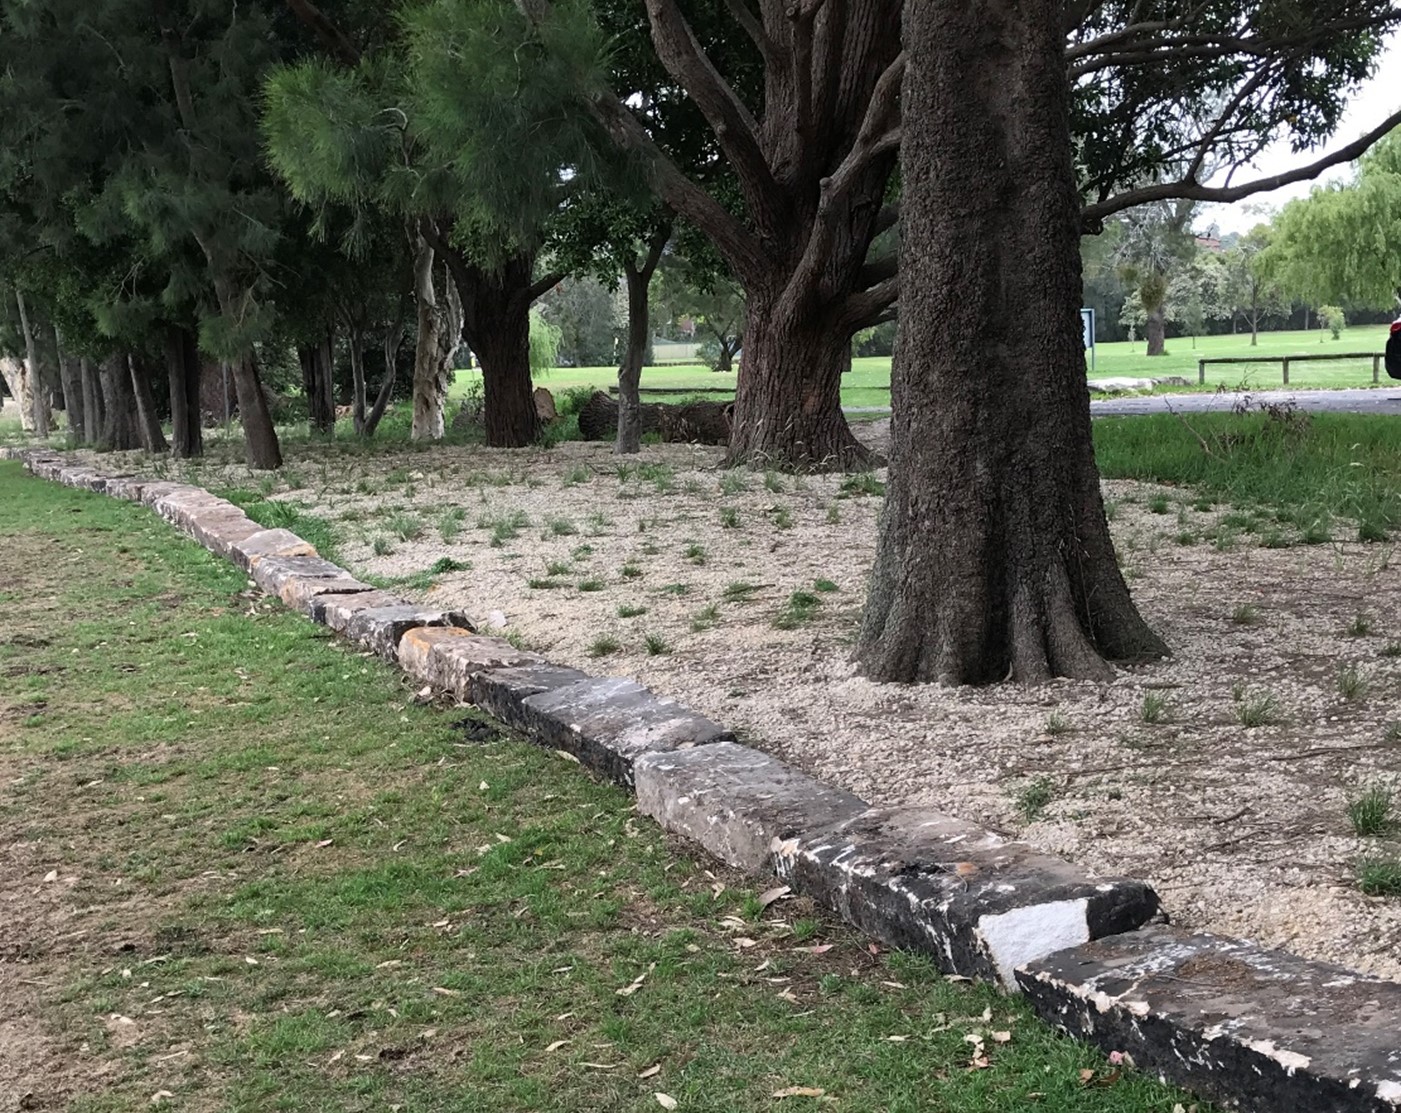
1090, 387, 1401, 417
846, 387, 1401, 420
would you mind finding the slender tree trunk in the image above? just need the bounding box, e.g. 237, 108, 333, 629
14, 290, 50, 437
228, 353, 282, 469
855, 0, 1168, 685
166, 325, 204, 458
362, 332, 399, 437
80, 357, 102, 444
299, 331, 335, 435
96, 355, 142, 452
725, 289, 874, 470
54, 328, 84, 443
349, 327, 368, 436
1249, 297, 1259, 346
129, 355, 169, 453
616, 223, 670, 455
1145, 305, 1166, 356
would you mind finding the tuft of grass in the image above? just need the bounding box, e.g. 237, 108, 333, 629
577, 578, 605, 593
1235, 690, 1281, 728
1386, 722, 1401, 744
1380, 642, 1401, 659
371, 536, 394, 557
723, 582, 759, 603
825, 504, 841, 524
527, 577, 563, 590
644, 633, 671, 656
1015, 777, 1056, 823
1346, 786, 1394, 837
838, 473, 885, 498
763, 470, 785, 493
546, 560, 572, 576
661, 582, 691, 596
1045, 710, 1073, 736
437, 507, 467, 543
690, 604, 720, 632
547, 516, 578, 537
586, 511, 612, 535
772, 506, 793, 530
1356, 856, 1401, 897
388, 512, 425, 542
587, 634, 622, 657
1147, 494, 1170, 514
1174, 530, 1197, 546
773, 590, 821, 630
1140, 691, 1170, 725
1230, 603, 1261, 626
561, 465, 590, 487
429, 557, 469, 574
479, 508, 529, 546
719, 507, 740, 529
684, 542, 707, 565
617, 604, 647, 618
718, 472, 747, 495
1337, 664, 1369, 701
1345, 614, 1373, 637
620, 562, 643, 580
813, 578, 839, 593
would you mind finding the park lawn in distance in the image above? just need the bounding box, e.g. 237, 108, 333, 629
475, 324, 1397, 414
0, 460, 1206, 1113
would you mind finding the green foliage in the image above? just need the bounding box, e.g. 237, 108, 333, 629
1318, 305, 1347, 339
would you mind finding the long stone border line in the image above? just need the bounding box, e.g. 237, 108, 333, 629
7, 446, 1400, 1113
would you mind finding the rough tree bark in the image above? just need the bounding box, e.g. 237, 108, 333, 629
0, 356, 34, 432
299, 331, 336, 435
14, 290, 50, 438
228, 351, 282, 469
437, 245, 561, 448
347, 325, 368, 435
855, 0, 1168, 685
96, 355, 142, 452
129, 355, 170, 454
166, 325, 204, 458
1145, 305, 1166, 356
80, 358, 103, 443
54, 328, 85, 443
616, 222, 671, 455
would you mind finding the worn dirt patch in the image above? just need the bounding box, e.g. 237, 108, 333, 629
85, 435, 1401, 981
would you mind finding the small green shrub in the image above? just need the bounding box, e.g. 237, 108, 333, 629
1346, 786, 1394, 837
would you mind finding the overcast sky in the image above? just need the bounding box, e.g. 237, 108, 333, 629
1202, 33, 1400, 235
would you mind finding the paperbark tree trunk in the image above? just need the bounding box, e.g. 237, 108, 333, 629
0, 356, 33, 432
97, 355, 142, 452
855, 0, 1168, 685
166, 325, 204, 458
410, 232, 458, 441
616, 223, 671, 456
14, 290, 50, 438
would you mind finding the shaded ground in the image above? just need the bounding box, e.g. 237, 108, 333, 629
0, 463, 1198, 1112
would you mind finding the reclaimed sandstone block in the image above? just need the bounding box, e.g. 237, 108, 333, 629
462, 662, 594, 735
308, 590, 410, 634
229, 528, 317, 572
186, 511, 264, 559
635, 742, 869, 874
57, 466, 102, 489
152, 491, 239, 532
516, 677, 733, 787
103, 475, 150, 501
342, 604, 475, 660
247, 554, 373, 612
397, 629, 544, 699
1019, 924, 1401, 1113
774, 806, 1160, 988
137, 481, 203, 508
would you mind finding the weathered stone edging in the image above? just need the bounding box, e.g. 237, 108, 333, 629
8, 446, 1399, 1111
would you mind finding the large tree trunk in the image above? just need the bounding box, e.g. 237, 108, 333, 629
166, 325, 204, 458
96, 355, 142, 452
129, 355, 169, 454
616, 224, 670, 455
855, 0, 1168, 685
80, 357, 103, 444
726, 290, 874, 470
1145, 304, 1166, 356
299, 331, 335, 435
14, 290, 50, 438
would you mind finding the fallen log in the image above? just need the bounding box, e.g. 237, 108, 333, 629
575, 391, 732, 446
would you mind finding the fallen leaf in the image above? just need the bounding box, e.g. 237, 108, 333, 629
653, 1094, 677, 1110
494, 833, 512, 844
773, 1087, 826, 1099
43, 870, 58, 883
796, 944, 833, 955
1079, 1069, 1096, 1084
867, 943, 880, 956
554, 749, 580, 763
581, 1061, 622, 1070
991, 1031, 1012, 1044
884, 1035, 909, 1043
479, 781, 489, 791
545, 1040, 570, 1053
327, 1050, 344, 1064
734, 937, 757, 949
757, 885, 791, 911
615, 963, 655, 997
881, 981, 907, 990
150, 1092, 174, 1105
244, 957, 259, 966
638, 1064, 662, 1079
314, 839, 333, 849
432, 987, 460, 997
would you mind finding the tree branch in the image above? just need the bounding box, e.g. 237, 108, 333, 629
842, 274, 899, 331
283, 0, 361, 66
643, 0, 781, 227
1082, 106, 1401, 226
526, 270, 567, 304
722, 0, 780, 70
817, 51, 904, 214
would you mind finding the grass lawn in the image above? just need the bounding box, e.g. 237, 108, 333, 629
0, 461, 1205, 1112
469, 324, 1395, 411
